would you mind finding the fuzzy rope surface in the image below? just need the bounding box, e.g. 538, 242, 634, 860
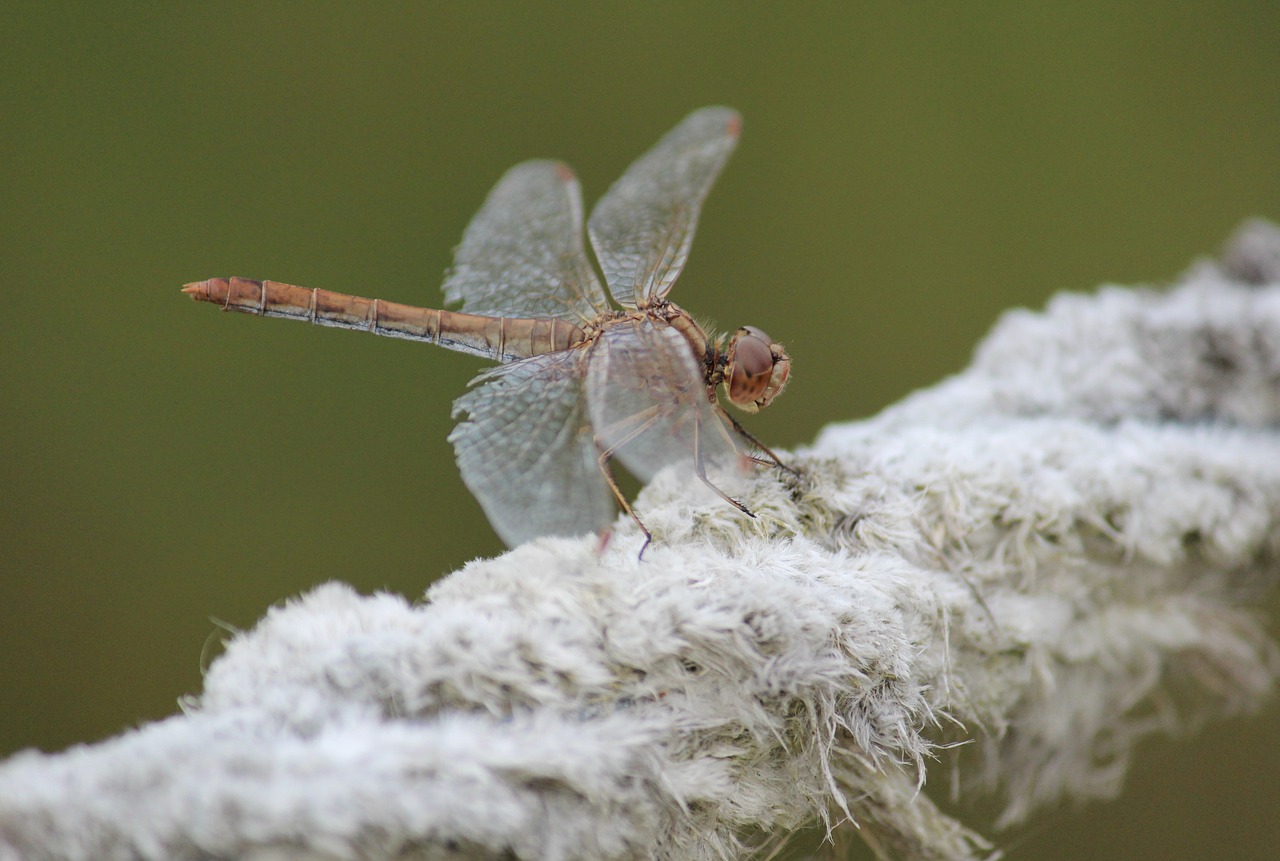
2, 221, 1279, 861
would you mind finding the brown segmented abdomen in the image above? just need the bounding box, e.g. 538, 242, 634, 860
182, 277, 586, 361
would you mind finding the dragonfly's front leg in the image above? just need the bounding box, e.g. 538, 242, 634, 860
715, 406, 799, 476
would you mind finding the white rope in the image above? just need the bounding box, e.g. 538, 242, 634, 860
2, 221, 1279, 861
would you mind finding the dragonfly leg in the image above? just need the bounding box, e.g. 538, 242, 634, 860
595, 527, 614, 557
595, 410, 662, 559
716, 406, 798, 476
694, 415, 754, 518
596, 453, 652, 559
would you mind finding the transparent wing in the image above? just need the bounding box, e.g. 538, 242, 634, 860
587, 106, 741, 308
449, 349, 614, 547
584, 318, 738, 483
443, 160, 611, 324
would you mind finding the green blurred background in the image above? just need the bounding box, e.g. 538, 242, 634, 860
2, 4, 1277, 858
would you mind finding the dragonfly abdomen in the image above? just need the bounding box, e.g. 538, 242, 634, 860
182, 277, 585, 361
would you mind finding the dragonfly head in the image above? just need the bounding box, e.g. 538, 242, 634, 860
723, 326, 790, 413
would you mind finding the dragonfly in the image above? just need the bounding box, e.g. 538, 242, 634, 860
183, 106, 791, 553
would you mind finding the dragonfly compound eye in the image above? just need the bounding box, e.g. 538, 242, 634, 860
726, 327, 789, 412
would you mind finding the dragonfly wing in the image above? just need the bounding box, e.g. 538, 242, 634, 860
450, 349, 614, 547
443, 160, 611, 324
584, 318, 738, 483
587, 107, 741, 308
